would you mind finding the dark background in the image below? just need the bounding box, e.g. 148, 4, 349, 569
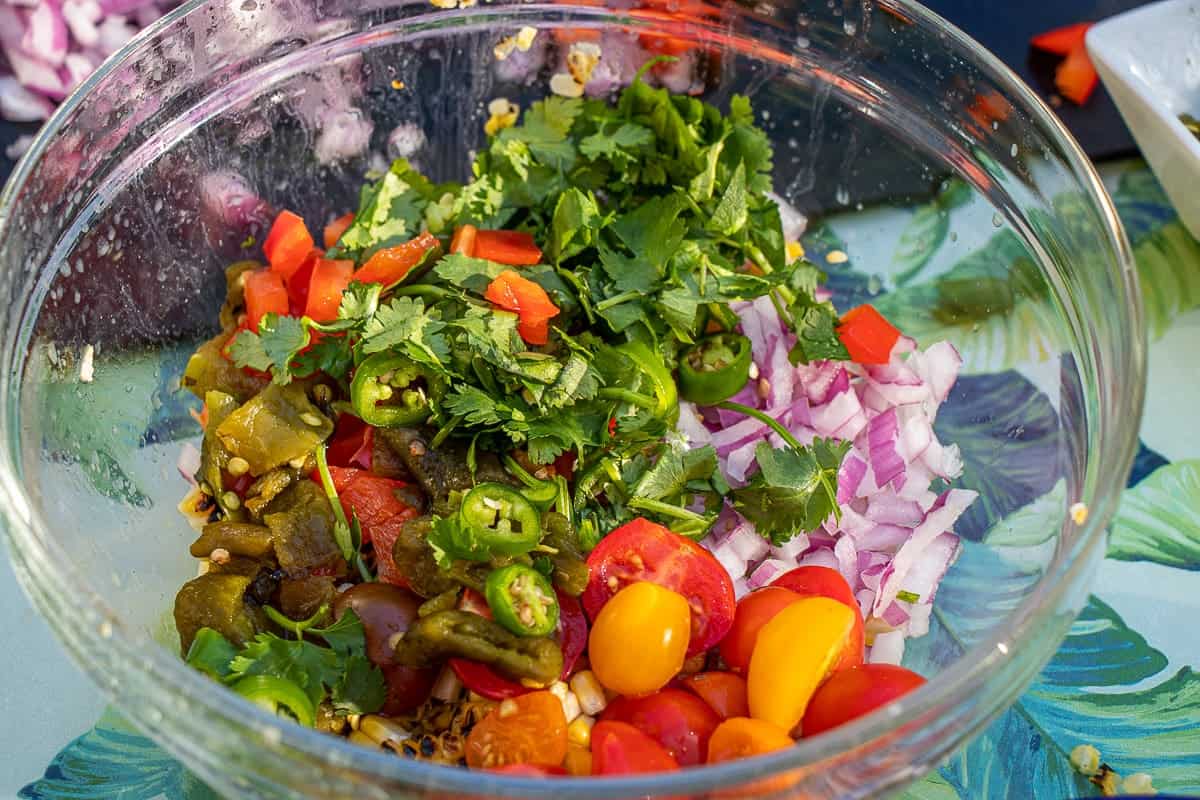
0, 0, 1151, 186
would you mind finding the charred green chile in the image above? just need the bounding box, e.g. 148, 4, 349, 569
392, 609, 562, 683
678, 333, 752, 405
216, 383, 333, 476
460, 483, 541, 556
190, 522, 274, 559
263, 481, 344, 576
540, 512, 589, 596
182, 332, 268, 404
173, 572, 266, 654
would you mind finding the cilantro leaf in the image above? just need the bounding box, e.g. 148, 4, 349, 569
434, 253, 505, 294
308, 608, 368, 658
709, 161, 748, 236
611, 193, 688, 273
598, 245, 656, 294
427, 513, 492, 567
228, 314, 310, 384
331, 161, 431, 260
543, 351, 599, 409
290, 335, 353, 383
580, 122, 653, 166
228, 633, 341, 708
633, 444, 720, 502
360, 297, 450, 367
498, 96, 582, 170
723, 95, 774, 194
185, 628, 238, 680
789, 302, 851, 364
547, 188, 602, 265
731, 438, 851, 544
331, 654, 387, 714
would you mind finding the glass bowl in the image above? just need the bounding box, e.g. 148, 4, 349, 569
0, 0, 1144, 797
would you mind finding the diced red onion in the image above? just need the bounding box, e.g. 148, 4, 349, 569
94, 13, 135, 55
833, 535, 857, 588
864, 494, 924, 526
176, 443, 200, 486
314, 108, 373, 164
869, 630, 906, 665
676, 402, 712, 447
4, 133, 34, 159
430, 665, 463, 702
61, 52, 94, 91
711, 415, 769, 456
810, 388, 868, 440
866, 407, 904, 487
768, 191, 807, 242
723, 439, 759, 485
724, 523, 770, 564
837, 452, 867, 504
880, 601, 910, 627
856, 588, 876, 619
853, 523, 911, 553
873, 489, 976, 615
904, 602, 932, 637
796, 547, 840, 572
199, 170, 270, 230
732, 577, 751, 600
910, 341, 962, 405
769, 532, 810, 561
0, 75, 54, 120
4, 44, 67, 99
23, 0, 68, 67
748, 559, 792, 589
895, 532, 961, 605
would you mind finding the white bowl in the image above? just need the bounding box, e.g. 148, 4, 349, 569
1088, 0, 1200, 239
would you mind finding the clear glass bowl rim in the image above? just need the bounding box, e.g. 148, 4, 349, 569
0, 0, 1144, 795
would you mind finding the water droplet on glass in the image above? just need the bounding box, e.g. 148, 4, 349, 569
1010, 143, 1019, 158
262, 727, 282, 745
99, 621, 113, 639
835, 186, 850, 206
949, 231, 958, 242
843, 20, 857, 35
992, 212, 1003, 228
795, 35, 810, 49
867, 275, 882, 295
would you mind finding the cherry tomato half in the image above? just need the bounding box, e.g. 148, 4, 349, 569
706, 717, 793, 764
680, 672, 749, 720
589, 582, 690, 696
719, 586, 803, 673
332, 583, 433, 714
802, 664, 926, 736
583, 518, 735, 656
602, 688, 720, 766
770, 566, 865, 671
465, 690, 567, 770
591, 721, 680, 775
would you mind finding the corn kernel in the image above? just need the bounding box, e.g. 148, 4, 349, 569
549, 72, 584, 98
1070, 501, 1089, 525
1122, 773, 1155, 795
227, 456, 250, 476
570, 670, 607, 716
567, 715, 594, 747
515, 26, 538, 50
1069, 744, 1101, 777
785, 240, 805, 262
360, 715, 410, 747
497, 698, 519, 719
564, 745, 593, 776
567, 41, 601, 86
484, 98, 519, 136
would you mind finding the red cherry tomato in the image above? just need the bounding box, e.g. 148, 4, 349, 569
719, 587, 802, 672
837, 304, 901, 365
381, 663, 436, 715
591, 721, 680, 776
583, 518, 735, 657
679, 672, 749, 720
601, 688, 720, 766
370, 515, 409, 588
1029, 21, 1092, 56
243, 269, 289, 331
453, 587, 588, 699
802, 664, 926, 736
310, 467, 417, 544
769, 566, 865, 671
263, 210, 314, 279
474, 229, 543, 265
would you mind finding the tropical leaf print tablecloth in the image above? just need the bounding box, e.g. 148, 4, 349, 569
17, 161, 1200, 799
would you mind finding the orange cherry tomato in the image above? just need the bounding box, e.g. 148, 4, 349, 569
483, 270, 559, 345
706, 717, 793, 764
747, 597, 859, 733
802, 664, 926, 736
837, 304, 901, 365
680, 672, 749, 720
243, 269, 289, 331
770, 566, 865, 671
264, 210, 314, 280
450, 223, 477, 256
601, 688, 720, 766
588, 582, 690, 697
303, 258, 354, 322
719, 587, 803, 672
354, 231, 439, 286
323, 212, 355, 250
474, 229, 543, 265
591, 721, 680, 775
465, 691, 568, 770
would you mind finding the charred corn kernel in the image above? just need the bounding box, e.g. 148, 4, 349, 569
348, 730, 377, 748
567, 715, 594, 747
494, 37, 518, 61
484, 98, 520, 136
569, 671, 606, 716
221, 491, 241, 511
564, 744, 593, 776
227, 456, 250, 476
288, 455, 307, 469
497, 698, 519, 719
1070, 501, 1089, 525
549, 72, 584, 98
515, 26, 537, 50
360, 715, 411, 746
1070, 744, 1101, 776
1122, 773, 1155, 795
567, 41, 601, 86
785, 240, 805, 262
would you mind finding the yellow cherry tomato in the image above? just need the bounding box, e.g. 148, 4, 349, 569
589, 581, 690, 696
747, 596, 857, 732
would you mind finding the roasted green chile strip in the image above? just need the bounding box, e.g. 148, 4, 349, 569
173, 573, 266, 654
540, 512, 589, 596
392, 610, 562, 683
216, 383, 333, 476
459, 483, 542, 556
485, 564, 559, 637
190, 522, 274, 559
350, 352, 441, 428
678, 333, 753, 405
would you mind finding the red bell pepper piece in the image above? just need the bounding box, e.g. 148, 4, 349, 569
1030, 22, 1092, 56
484, 269, 560, 345
323, 212, 355, 250
450, 224, 477, 256
1055, 44, 1099, 106
304, 258, 355, 322
474, 229, 543, 265
243, 269, 289, 331
264, 210, 314, 280
326, 414, 373, 470
837, 304, 901, 365
354, 232, 439, 286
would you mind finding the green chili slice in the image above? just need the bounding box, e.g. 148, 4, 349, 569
678, 333, 752, 405
502, 454, 558, 509
349, 352, 440, 428
485, 564, 560, 637
459, 483, 542, 556
232, 675, 316, 727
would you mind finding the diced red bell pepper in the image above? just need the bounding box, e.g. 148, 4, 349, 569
1030, 21, 1092, 56
304, 258, 355, 322
243, 269, 289, 331
484, 270, 560, 345
450, 658, 530, 700
340, 474, 418, 534
450, 224, 477, 256
323, 212, 355, 250
285, 249, 322, 316
371, 516, 409, 587
1055, 44, 1099, 106
354, 232, 439, 286
326, 414, 373, 470
474, 229, 542, 266
458, 587, 493, 619
264, 210, 314, 280
837, 304, 901, 365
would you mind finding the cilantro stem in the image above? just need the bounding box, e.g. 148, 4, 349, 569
594, 291, 642, 312
264, 603, 330, 638
627, 497, 709, 523
597, 387, 658, 409
716, 400, 803, 451
555, 475, 573, 526
430, 416, 461, 450
315, 444, 373, 581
